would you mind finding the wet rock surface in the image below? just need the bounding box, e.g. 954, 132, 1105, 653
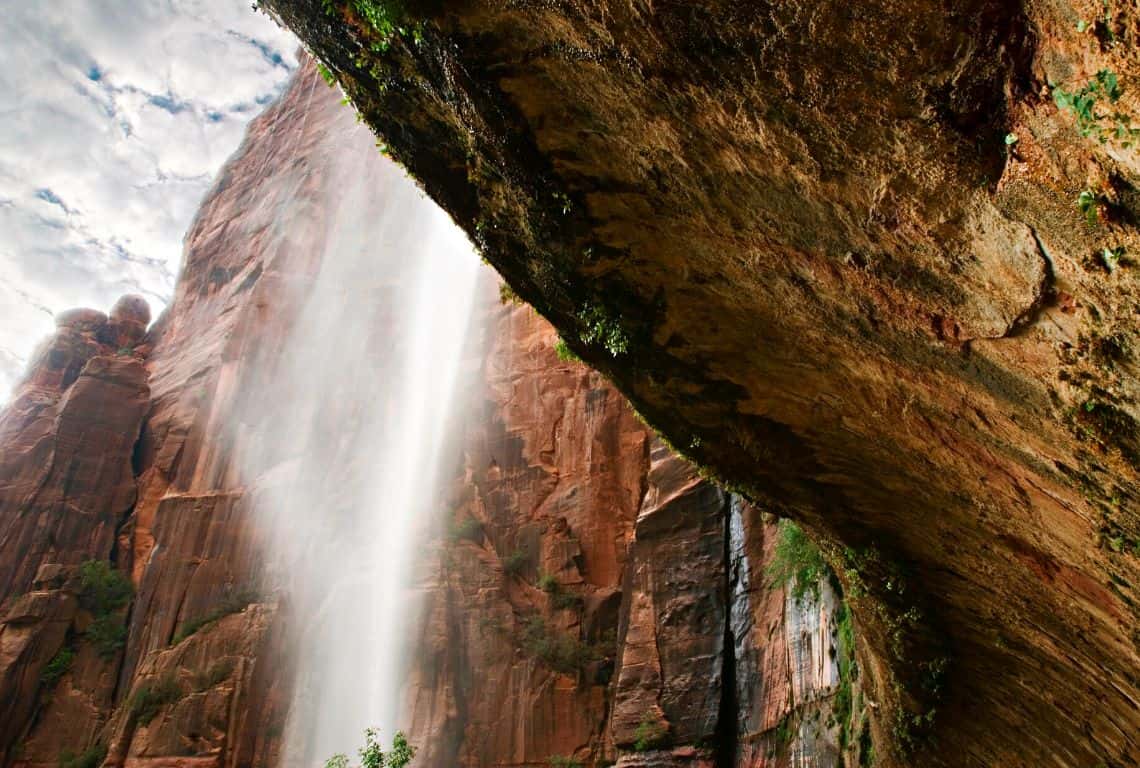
259, 1, 1140, 764
2, 60, 860, 768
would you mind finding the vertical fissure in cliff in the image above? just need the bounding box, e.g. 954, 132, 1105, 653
715, 493, 740, 767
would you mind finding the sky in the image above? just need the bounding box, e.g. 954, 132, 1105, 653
0, 1, 298, 402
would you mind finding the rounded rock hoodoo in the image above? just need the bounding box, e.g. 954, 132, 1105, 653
106, 294, 152, 348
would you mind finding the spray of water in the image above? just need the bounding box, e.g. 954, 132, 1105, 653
233, 95, 481, 764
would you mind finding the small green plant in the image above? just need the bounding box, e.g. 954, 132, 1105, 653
323, 0, 420, 54
1078, 189, 1101, 226
193, 659, 235, 691
87, 615, 127, 658
554, 338, 581, 362
537, 572, 559, 593
632, 711, 667, 751
519, 616, 596, 674
1102, 246, 1125, 272
499, 282, 524, 306
76, 560, 132, 657
448, 516, 484, 542
316, 61, 337, 88
59, 743, 107, 768
766, 520, 829, 602
503, 548, 531, 577
577, 305, 629, 357
538, 572, 583, 611
77, 561, 132, 615
833, 601, 858, 748
129, 676, 183, 725
1053, 69, 1139, 146
41, 646, 75, 687
173, 588, 259, 644
326, 728, 415, 768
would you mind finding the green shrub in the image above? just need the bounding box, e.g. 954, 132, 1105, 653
59, 743, 107, 768
834, 602, 857, 748
77, 561, 132, 615
538, 572, 583, 611
633, 711, 667, 751
537, 572, 559, 593
502, 548, 531, 577
577, 305, 629, 357
323, 0, 420, 54
448, 517, 483, 542
326, 728, 416, 768
766, 520, 828, 602
1054, 69, 1139, 146
520, 616, 595, 674
193, 659, 235, 692
129, 676, 183, 725
87, 615, 127, 658
41, 647, 75, 687
173, 589, 259, 644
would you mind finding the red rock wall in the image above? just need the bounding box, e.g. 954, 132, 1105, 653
0, 60, 856, 768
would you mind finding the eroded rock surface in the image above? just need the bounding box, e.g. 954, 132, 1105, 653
260, 1, 1140, 764
2, 59, 861, 768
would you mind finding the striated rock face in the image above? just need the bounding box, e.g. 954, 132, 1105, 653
404, 297, 853, 767
260, 1, 1140, 765
0, 59, 854, 768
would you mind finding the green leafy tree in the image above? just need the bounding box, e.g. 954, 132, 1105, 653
325, 729, 416, 768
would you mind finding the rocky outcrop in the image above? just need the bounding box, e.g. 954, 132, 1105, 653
1, 58, 856, 768
0, 297, 150, 762
261, 1, 1140, 765
404, 297, 854, 767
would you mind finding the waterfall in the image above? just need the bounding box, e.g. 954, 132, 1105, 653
233, 93, 481, 765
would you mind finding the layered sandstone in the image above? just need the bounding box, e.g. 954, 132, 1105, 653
261, 2, 1140, 765
1, 58, 852, 768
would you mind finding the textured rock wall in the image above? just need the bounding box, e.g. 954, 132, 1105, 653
258, 1, 1140, 764
0, 60, 852, 768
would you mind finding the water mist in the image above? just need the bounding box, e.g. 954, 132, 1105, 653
233, 92, 482, 765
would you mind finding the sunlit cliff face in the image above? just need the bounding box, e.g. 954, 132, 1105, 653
228, 97, 482, 764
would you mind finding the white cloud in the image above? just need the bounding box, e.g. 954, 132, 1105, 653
0, 0, 297, 401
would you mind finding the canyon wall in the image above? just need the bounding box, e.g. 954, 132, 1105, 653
258, 2, 1140, 765
0, 60, 852, 768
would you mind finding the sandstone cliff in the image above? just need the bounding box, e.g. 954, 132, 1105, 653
0, 59, 849, 768
259, 2, 1140, 765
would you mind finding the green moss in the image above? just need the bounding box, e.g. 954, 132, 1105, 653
766, 520, 828, 601
554, 338, 581, 363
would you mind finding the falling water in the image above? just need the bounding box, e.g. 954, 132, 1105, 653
233, 79, 481, 765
